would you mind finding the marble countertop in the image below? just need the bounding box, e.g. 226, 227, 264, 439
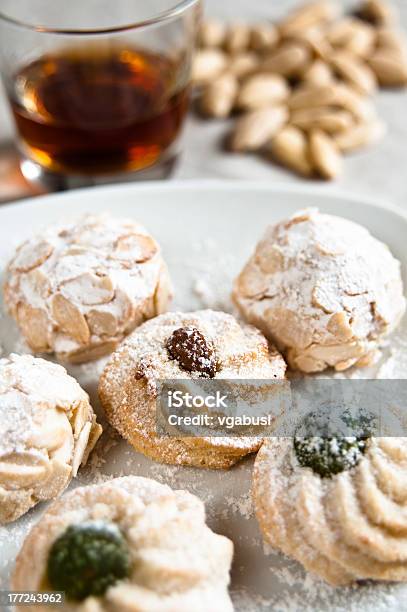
0, 0, 406, 207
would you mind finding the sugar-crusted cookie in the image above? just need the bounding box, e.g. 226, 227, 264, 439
253, 437, 407, 585
233, 208, 405, 373
0, 354, 101, 524
4, 215, 172, 363
12, 476, 234, 611
99, 310, 286, 469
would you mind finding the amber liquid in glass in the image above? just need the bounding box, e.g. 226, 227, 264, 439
10, 47, 189, 175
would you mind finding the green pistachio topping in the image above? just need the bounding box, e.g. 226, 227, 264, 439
47, 521, 130, 601
294, 436, 368, 478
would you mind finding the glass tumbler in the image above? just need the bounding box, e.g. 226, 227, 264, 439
0, 0, 200, 189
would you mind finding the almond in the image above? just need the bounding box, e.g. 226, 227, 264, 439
250, 24, 279, 53
52, 293, 90, 345
154, 266, 173, 315
228, 52, 259, 78
376, 28, 407, 57
357, 0, 396, 26
87, 310, 118, 337
17, 303, 51, 351
268, 125, 313, 177
330, 50, 377, 95
309, 129, 343, 179
288, 83, 342, 110
236, 73, 289, 110
368, 50, 407, 86
224, 23, 251, 54
285, 27, 333, 60
199, 73, 238, 118
291, 107, 354, 133
60, 273, 114, 305
327, 18, 375, 58
303, 59, 334, 86
191, 49, 227, 85
229, 106, 288, 151
12, 239, 54, 273
113, 233, 158, 263
334, 84, 377, 121
198, 19, 226, 48
279, 1, 339, 35
334, 119, 386, 152
261, 42, 311, 77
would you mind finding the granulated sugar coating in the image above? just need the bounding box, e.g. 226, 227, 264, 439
0, 228, 407, 610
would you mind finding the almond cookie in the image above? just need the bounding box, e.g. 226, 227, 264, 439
99, 310, 286, 469
12, 476, 234, 611
0, 353, 101, 524
253, 437, 407, 586
4, 215, 172, 363
233, 208, 405, 373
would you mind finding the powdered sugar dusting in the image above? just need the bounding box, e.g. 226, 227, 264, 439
0, 211, 407, 610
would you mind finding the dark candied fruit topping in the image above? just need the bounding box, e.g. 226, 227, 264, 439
294, 436, 368, 478
47, 521, 130, 601
166, 326, 219, 378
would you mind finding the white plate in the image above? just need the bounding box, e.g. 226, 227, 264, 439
0, 181, 407, 612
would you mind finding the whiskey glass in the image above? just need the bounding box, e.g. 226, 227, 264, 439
0, 0, 200, 189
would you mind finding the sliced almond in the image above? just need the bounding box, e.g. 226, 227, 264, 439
71, 421, 92, 476
199, 73, 238, 118
268, 125, 313, 177
52, 293, 90, 345
279, 1, 339, 35
330, 50, 377, 95
0, 460, 48, 487
224, 23, 251, 54
191, 49, 227, 85
61, 273, 114, 306
87, 310, 118, 337
250, 24, 279, 53
17, 303, 51, 351
236, 73, 289, 110
236, 263, 270, 298
303, 59, 334, 86
261, 42, 311, 77
309, 129, 343, 179
81, 418, 103, 466
291, 107, 354, 133
228, 52, 259, 78
12, 239, 53, 273
71, 401, 89, 437
198, 19, 226, 48
368, 50, 407, 86
114, 233, 158, 263
327, 312, 354, 341
154, 266, 173, 315
357, 0, 396, 26
229, 106, 288, 152
20, 268, 51, 300
334, 119, 386, 152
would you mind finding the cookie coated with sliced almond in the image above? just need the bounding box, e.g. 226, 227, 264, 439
0, 353, 101, 524
4, 215, 172, 363
99, 310, 286, 469
233, 208, 405, 373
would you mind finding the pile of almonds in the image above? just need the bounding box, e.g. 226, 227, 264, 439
192, 0, 407, 179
